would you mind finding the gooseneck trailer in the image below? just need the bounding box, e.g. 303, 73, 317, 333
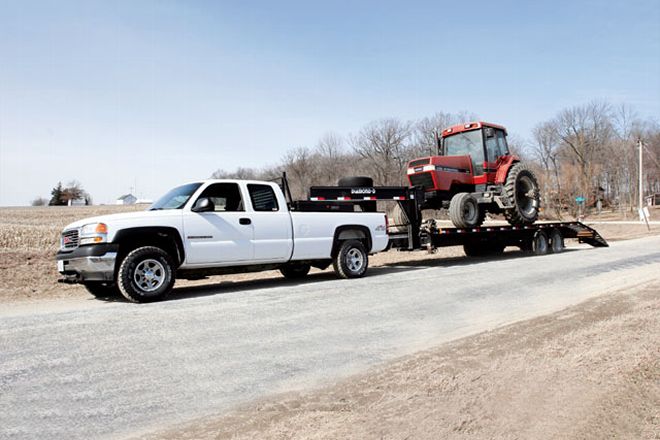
299, 182, 608, 257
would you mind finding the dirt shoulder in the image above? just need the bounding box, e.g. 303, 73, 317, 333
139, 281, 660, 440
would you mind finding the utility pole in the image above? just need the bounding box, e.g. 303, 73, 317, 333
639, 139, 650, 231
639, 139, 643, 212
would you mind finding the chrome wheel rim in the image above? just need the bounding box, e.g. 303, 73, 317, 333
134, 259, 166, 292
346, 248, 364, 272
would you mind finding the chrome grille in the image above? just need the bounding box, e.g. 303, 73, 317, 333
61, 229, 80, 249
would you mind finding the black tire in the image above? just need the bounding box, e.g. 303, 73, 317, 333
503, 162, 540, 226
449, 193, 484, 228
117, 246, 175, 303
531, 230, 549, 255
333, 240, 368, 279
280, 263, 311, 279
549, 228, 564, 253
337, 176, 374, 187
83, 282, 119, 299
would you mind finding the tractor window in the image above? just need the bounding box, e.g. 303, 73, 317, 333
496, 130, 509, 155
486, 129, 507, 163
443, 130, 484, 174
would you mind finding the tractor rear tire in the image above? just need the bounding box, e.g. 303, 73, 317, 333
503, 163, 540, 226
449, 193, 484, 228
337, 176, 374, 187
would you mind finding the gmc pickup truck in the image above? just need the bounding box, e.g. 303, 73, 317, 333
57, 179, 389, 303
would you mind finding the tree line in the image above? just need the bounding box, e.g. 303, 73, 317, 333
211, 101, 659, 217
32, 181, 92, 206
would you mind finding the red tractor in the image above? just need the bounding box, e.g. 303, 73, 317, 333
407, 121, 540, 228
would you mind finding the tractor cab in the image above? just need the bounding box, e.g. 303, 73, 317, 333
442, 122, 509, 177
407, 122, 513, 202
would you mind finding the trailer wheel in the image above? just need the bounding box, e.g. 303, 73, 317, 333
280, 263, 311, 279
333, 240, 368, 279
117, 246, 175, 303
449, 193, 484, 228
531, 230, 549, 255
549, 228, 564, 253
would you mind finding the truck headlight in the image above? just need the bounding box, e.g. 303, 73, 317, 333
79, 223, 108, 245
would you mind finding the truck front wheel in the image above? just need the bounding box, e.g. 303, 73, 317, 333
117, 246, 175, 303
333, 240, 368, 279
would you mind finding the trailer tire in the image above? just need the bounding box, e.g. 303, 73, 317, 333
531, 230, 549, 255
337, 176, 374, 187
280, 263, 311, 279
549, 228, 564, 253
503, 163, 540, 226
117, 246, 175, 303
83, 282, 119, 299
449, 193, 484, 228
333, 240, 368, 279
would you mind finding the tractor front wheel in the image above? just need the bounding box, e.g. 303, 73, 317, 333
503, 163, 540, 226
449, 193, 484, 228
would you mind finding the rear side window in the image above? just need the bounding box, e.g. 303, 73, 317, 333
248, 184, 279, 211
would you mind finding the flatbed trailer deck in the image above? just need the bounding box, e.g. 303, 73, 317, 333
300, 184, 608, 255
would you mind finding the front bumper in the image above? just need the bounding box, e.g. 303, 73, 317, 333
57, 244, 118, 282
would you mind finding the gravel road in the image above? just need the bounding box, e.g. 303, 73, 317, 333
2, 236, 659, 440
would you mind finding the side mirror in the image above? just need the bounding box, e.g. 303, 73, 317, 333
192, 197, 214, 212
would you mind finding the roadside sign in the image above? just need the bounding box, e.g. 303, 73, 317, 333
575, 196, 585, 204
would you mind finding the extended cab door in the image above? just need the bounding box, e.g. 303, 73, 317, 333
245, 183, 293, 262
183, 182, 254, 265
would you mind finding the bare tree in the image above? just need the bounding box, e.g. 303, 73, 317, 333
210, 167, 259, 180
532, 121, 563, 217
552, 101, 614, 201
350, 118, 413, 185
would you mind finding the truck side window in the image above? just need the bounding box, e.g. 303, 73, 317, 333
197, 183, 244, 212
248, 184, 279, 211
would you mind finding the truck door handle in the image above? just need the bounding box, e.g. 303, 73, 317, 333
239, 218, 252, 225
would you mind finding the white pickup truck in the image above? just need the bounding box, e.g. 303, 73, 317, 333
56, 179, 389, 302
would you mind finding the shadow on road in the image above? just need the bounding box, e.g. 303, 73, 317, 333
93, 247, 580, 303
160, 248, 580, 303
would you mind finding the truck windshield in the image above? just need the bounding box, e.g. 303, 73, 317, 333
443, 130, 484, 159
149, 183, 202, 210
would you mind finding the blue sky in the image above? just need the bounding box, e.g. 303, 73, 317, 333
1, 0, 659, 206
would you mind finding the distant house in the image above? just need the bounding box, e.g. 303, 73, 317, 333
116, 194, 137, 205
68, 198, 86, 206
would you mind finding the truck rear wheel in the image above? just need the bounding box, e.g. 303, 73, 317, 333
280, 263, 311, 279
117, 246, 175, 303
333, 240, 368, 279
503, 163, 540, 226
449, 193, 484, 228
